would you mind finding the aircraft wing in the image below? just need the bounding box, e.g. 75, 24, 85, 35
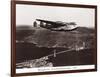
36, 19, 64, 26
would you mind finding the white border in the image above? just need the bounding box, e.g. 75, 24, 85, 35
16, 65, 95, 73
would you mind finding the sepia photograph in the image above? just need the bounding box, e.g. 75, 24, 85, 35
11, 1, 97, 76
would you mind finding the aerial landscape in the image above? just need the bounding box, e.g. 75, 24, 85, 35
16, 20, 95, 68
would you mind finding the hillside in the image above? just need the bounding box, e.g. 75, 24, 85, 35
16, 26, 95, 49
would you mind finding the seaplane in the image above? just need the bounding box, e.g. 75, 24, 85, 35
36, 19, 78, 31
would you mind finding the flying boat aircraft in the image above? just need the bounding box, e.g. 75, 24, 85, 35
36, 19, 78, 31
